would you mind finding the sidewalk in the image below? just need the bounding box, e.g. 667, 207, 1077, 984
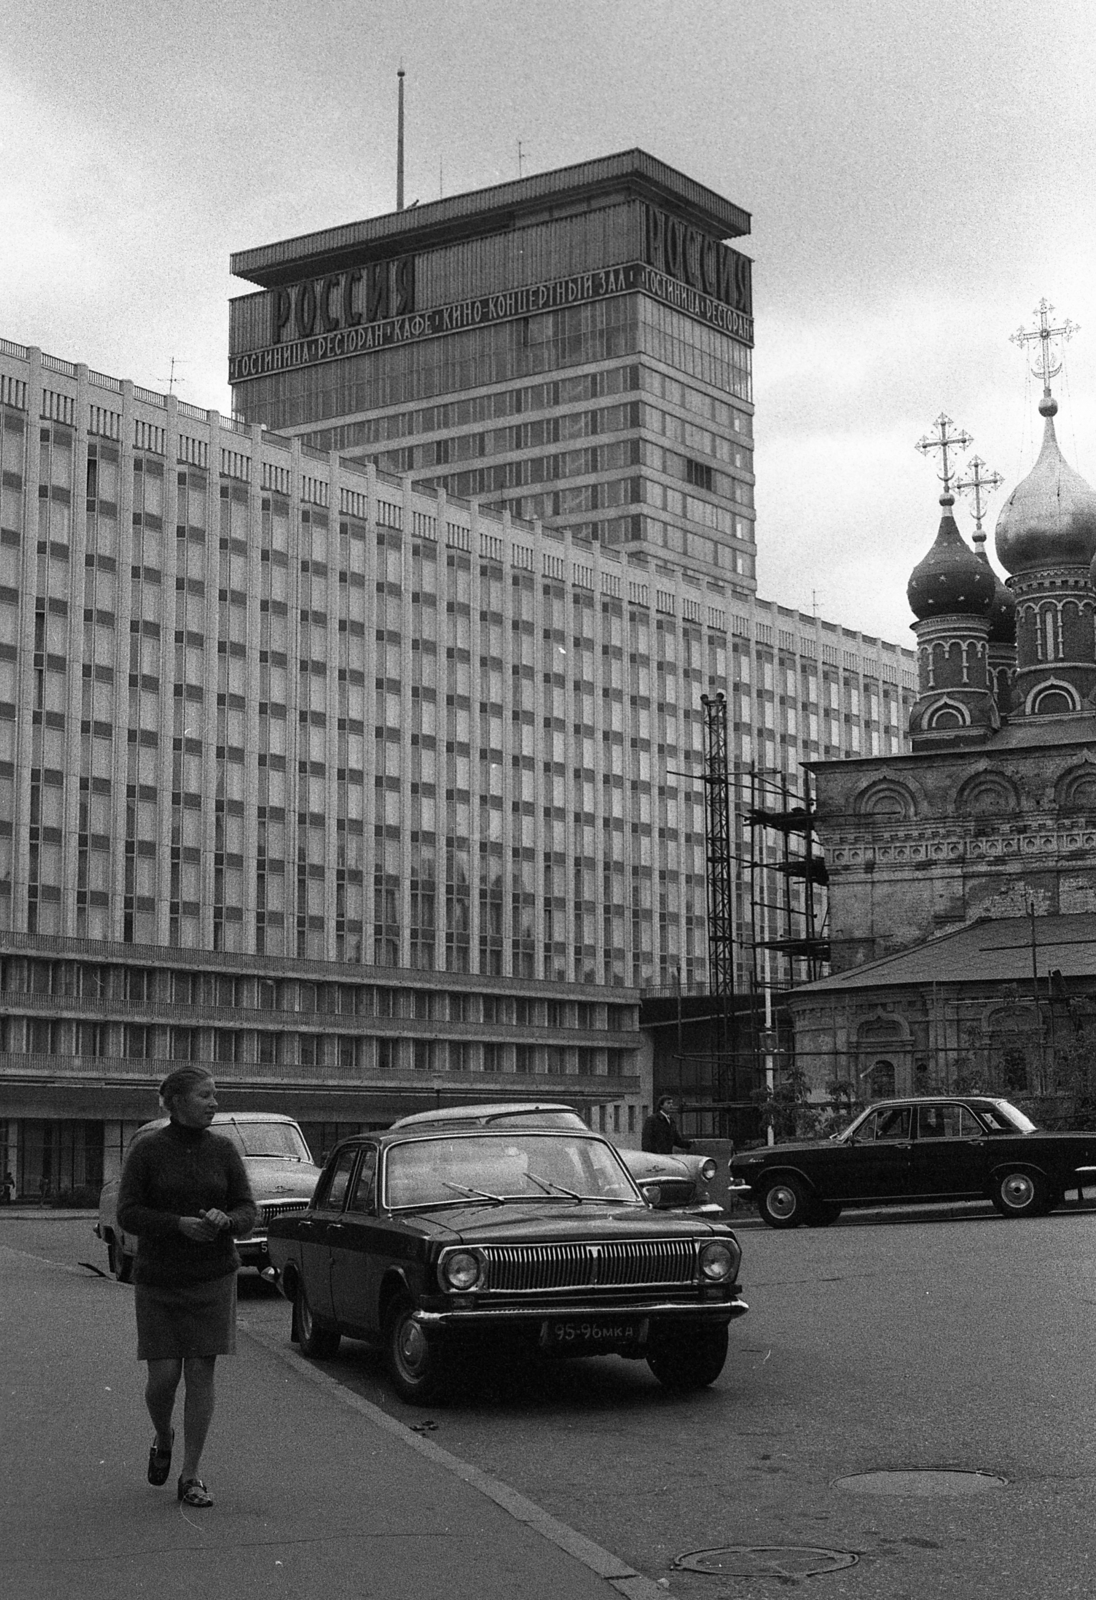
1, 1244, 661, 1600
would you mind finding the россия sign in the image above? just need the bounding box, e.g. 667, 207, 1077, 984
229, 261, 753, 384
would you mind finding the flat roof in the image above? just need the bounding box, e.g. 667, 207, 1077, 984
231, 148, 751, 288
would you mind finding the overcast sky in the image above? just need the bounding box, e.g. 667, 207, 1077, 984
4, 0, 1096, 646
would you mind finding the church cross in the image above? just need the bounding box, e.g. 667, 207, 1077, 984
954, 455, 1005, 546
915, 413, 973, 496
1010, 298, 1078, 391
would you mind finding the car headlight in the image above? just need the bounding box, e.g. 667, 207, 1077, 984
441, 1249, 484, 1291
698, 1240, 737, 1282
699, 1158, 717, 1183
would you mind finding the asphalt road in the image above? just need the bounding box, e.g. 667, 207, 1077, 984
9, 1205, 1096, 1598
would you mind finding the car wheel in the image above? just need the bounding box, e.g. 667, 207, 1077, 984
106, 1234, 133, 1283
758, 1176, 811, 1229
810, 1201, 842, 1227
991, 1168, 1054, 1218
646, 1324, 729, 1391
385, 1295, 451, 1405
295, 1283, 341, 1359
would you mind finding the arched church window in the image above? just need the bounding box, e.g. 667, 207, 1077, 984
1056, 766, 1096, 814
1042, 607, 1058, 662
956, 772, 1019, 816
854, 780, 916, 819
1029, 684, 1078, 716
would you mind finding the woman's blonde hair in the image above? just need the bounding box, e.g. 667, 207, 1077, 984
158, 1066, 214, 1117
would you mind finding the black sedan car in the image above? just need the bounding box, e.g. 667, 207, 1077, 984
266, 1124, 748, 1403
731, 1095, 1096, 1228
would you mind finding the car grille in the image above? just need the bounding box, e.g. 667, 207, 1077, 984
650, 1179, 696, 1207
480, 1238, 698, 1293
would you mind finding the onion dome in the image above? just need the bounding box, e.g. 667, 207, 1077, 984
995, 394, 1096, 575
907, 494, 997, 621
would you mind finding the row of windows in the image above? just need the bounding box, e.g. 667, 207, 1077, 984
296, 363, 751, 456
1, 1017, 630, 1078
360, 400, 754, 488
0, 956, 634, 1029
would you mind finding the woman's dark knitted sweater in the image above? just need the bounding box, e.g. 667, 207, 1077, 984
117, 1122, 257, 1287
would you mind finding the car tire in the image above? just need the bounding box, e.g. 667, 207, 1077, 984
991, 1168, 1054, 1219
296, 1283, 341, 1359
758, 1176, 812, 1229
646, 1324, 729, 1391
106, 1234, 134, 1283
810, 1201, 842, 1227
385, 1295, 451, 1405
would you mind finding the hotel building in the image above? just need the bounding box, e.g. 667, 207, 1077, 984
0, 154, 914, 1196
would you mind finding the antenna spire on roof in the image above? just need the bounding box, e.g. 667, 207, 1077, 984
397, 67, 406, 212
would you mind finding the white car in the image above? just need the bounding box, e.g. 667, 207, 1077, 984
95, 1111, 323, 1280
392, 1103, 727, 1215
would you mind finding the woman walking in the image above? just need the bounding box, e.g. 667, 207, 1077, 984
117, 1068, 256, 1508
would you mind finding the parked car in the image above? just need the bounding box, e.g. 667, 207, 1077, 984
265, 1122, 748, 1403
393, 1102, 728, 1215
96, 1112, 323, 1280
731, 1095, 1096, 1228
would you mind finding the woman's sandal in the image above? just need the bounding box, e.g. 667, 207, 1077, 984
147, 1431, 174, 1487
177, 1476, 213, 1508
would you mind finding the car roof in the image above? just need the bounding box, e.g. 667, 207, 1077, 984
864, 1096, 1006, 1109
331, 1123, 611, 1153
392, 1102, 581, 1127
133, 1111, 304, 1135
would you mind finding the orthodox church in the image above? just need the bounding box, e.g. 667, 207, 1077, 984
788, 328, 1096, 1103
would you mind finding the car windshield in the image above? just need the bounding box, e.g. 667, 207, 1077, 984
220, 1122, 312, 1161
383, 1132, 639, 1210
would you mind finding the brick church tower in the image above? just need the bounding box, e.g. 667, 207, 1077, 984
787, 306, 1096, 1098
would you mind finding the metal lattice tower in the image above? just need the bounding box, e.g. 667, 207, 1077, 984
701, 694, 735, 1009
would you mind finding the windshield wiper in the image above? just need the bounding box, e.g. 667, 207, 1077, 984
525, 1170, 581, 1201
441, 1180, 504, 1204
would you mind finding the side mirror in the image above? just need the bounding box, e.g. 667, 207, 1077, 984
640, 1182, 663, 1208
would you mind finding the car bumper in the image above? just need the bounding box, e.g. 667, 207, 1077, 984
412, 1293, 749, 1329
237, 1236, 272, 1269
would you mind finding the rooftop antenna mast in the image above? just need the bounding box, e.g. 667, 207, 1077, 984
396, 66, 406, 211
160, 357, 186, 396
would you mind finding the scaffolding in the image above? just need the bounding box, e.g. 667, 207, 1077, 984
742, 767, 831, 1106
653, 707, 832, 1141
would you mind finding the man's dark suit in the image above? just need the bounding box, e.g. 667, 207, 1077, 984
640, 1110, 692, 1154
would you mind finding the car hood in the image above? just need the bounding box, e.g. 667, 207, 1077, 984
618, 1148, 692, 1180
732, 1138, 836, 1164
248, 1162, 323, 1203
393, 1202, 729, 1243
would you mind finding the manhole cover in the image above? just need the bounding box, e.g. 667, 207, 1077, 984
674, 1546, 858, 1578
834, 1469, 1008, 1496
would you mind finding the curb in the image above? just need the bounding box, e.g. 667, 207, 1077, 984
245, 1322, 667, 1600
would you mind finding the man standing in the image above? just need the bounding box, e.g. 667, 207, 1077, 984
641, 1096, 693, 1155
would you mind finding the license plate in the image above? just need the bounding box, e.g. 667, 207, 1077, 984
540, 1317, 648, 1351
